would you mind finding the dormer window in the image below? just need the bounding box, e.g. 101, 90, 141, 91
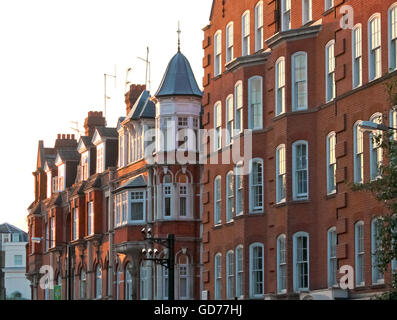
57, 164, 65, 192
47, 171, 52, 198
97, 143, 104, 173
81, 151, 89, 181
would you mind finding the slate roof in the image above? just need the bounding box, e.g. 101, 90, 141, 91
57, 149, 80, 162
0, 223, 28, 241
114, 175, 147, 192
155, 52, 202, 98
80, 136, 94, 149
96, 127, 118, 139
70, 182, 86, 198
126, 91, 155, 120
84, 174, 102, 191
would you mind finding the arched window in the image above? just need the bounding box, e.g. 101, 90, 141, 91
226, 95, 234, 145
80, 269, 86, 300
354, 121, 364, 183
249, 243, 264, 298
235, 245, 244, 298
352, 24, 363, 88
276, 145, 286, 203
214, 253, 222, 299
255, 2, 264, 52
389, 3, 397, 71
96, 265, 102, 299
214, 102, 222, 151
292, 141, 309, 200
248, 76, 263, 130
372, 218, 385, 284
293, 232, 309, 291
277, 234, 287, 293
125, 264, 133, 300
242, 11, 250, 56
326, 132, 336, 194
214, 176, 222, 225
214, 30, 222, 76
355, 221, 365, 286
226, 22, 234, 63
292, 52, 308, 111
327, 227, 337, 287
249, 159, 264, 212
325, 40, 336, 102
275, 57, 286, 116
234, 82, 243, 134
226, 250, 235, 299
226, 172, 235, 222
368, 14, 382, 81
369, 114, 383, 180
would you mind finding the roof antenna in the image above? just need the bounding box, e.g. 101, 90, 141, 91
138, 47, 151, 92
177, 21, 181, 52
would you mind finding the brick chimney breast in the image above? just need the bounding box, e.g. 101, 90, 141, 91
84, 111, 106, 137
125, 84, 146, 115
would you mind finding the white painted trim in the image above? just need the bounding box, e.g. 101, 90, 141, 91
291, 51, 308, 111
292, 140, 309, 200
292, 231, 310, 292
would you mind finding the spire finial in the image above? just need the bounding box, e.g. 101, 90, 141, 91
177, 21, 181, 52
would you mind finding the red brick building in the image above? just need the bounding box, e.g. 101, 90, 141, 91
26, 47, 203, 300
201, 0, 397, 299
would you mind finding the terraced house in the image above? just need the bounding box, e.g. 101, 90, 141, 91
201, 0, 397, 300
26, 46, 203, 300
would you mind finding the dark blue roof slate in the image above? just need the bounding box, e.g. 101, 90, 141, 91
127, 91, 155, 120
155, 52, 202, 98
114, 175, 147, 193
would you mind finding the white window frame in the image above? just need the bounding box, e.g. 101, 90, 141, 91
354, 121, 364, 184
130, 190, 146, 224
368, 14, 382, 81
214, 176, 222, 225
214, 253, 222, 299
57, 164, 66, 192
276, 145, 287, 203
226, 250, 235, 299
140, 261, 151, 300
214, 30, 222, 77
293, 232, 310, 292
255, 1, 264, 52
234, 81, 243, 134
292, 140, 309, 200
87, 201, 94, 235
352, 24, 363, 88
249, 158, 264, 213
369, 113, 383, 181
248, 76, 263, 130
50, 216, 55, 248
281, 0, 291, 31
242, 11, 250, 56
325, 0, 334, 11
277, 234, 287, 294
249, 242, 264, 298
275, 57, 286, 116
81, 151, 90, 180
302, 0, 312, 25
235, 245, 244, 299
292, 52, 308, 111
73, 207, 79, 240
214, 102, 222, 151
390, 109, 397, 141
96, 143, 105, 174
226, 171, 235, 222
80, 269, 86, 299
179, 184, 188, 218
226, 22, 234, 63
326, 132, 337, 194
125, 265, 133, 300
235, 164, 244, 216
327, 227, 337, 287
389, 4, 397, 71
355, 221, 365, 287
325, 40, 336, 102
226, 94, 234, 146
371, 217, 385, 284
178, 262, 189, 300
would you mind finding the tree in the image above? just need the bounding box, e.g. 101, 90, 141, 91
352, 79, 397, 299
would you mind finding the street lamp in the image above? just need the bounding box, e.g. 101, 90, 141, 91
31, 237, 74, 300
141, 228, 175, 300
358, 120, 392, 132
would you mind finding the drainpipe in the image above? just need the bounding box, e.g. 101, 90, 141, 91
108, 168, 115, 299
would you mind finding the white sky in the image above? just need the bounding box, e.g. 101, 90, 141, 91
0, 0, 213, 231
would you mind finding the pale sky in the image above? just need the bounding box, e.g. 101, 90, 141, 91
0, 0, 213, 231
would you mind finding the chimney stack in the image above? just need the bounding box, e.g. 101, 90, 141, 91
54, 133, 78, 149
125, 84, 146, 115
84, 111, 106, 137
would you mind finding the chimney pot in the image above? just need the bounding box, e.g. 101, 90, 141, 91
57, 134, 61, 139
